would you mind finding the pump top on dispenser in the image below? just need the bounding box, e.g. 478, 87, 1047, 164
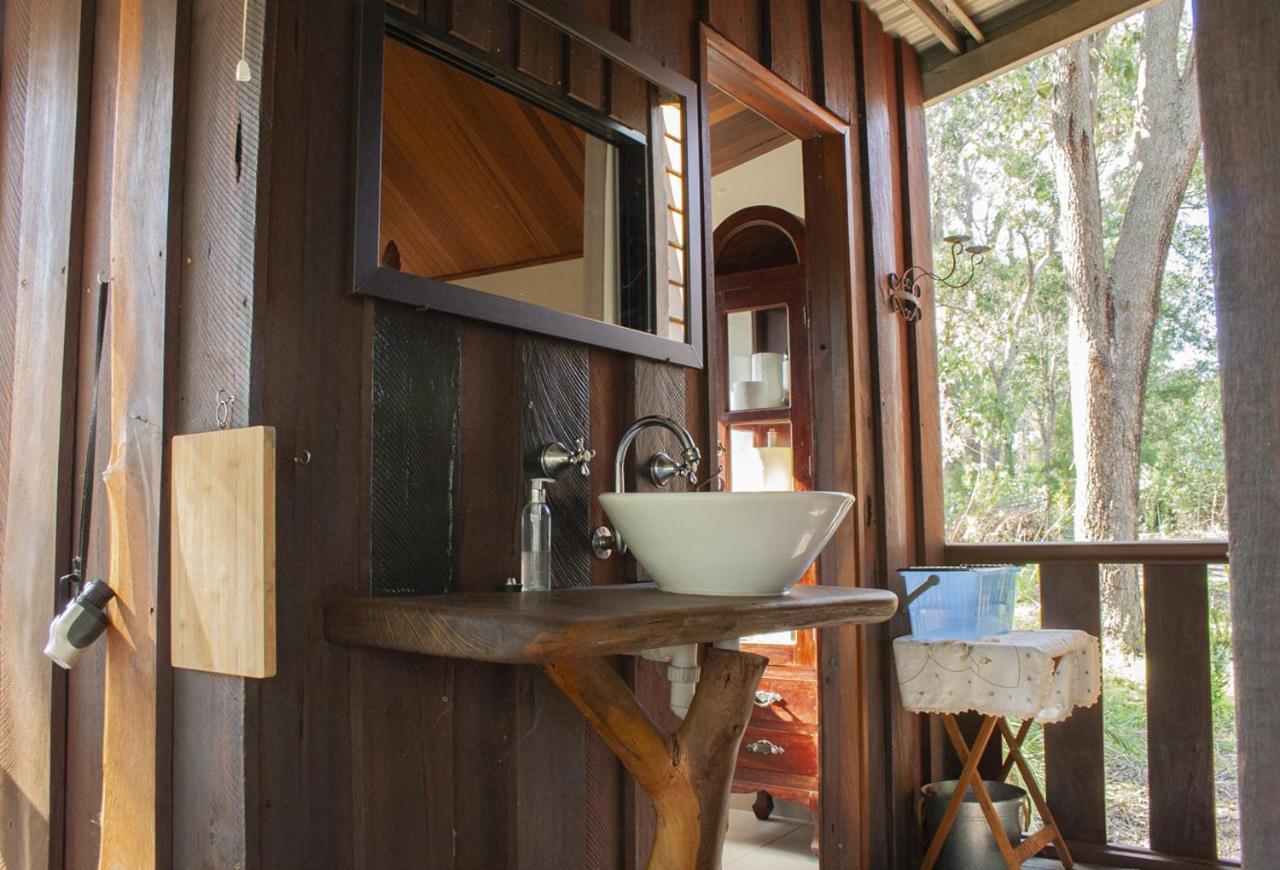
520, 479, 553, 591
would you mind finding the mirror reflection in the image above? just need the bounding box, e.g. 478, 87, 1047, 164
378, 7, 690, 343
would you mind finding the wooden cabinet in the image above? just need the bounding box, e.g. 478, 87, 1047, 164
712, 207, 821, 839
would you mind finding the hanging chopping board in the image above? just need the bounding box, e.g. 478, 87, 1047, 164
170, 425, 276, 678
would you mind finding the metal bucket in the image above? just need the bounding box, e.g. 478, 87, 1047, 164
921, 779, 1028, 870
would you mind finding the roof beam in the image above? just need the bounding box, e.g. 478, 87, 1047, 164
942, 0, 986, 43
921, 0, 1162, 104
901, 0, 965, 54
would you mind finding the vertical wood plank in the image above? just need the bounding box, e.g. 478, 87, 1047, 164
588, 348, 626, 587
253, 1, 364, 865
65, 2, 122, 864
1040, 562, 1107, 845
707, 0, 764, 61
629, 0, 696, 75
891, 46, 955, 845
565, 0, 608, 109
804, 130, 873, 867
168, 2, 268, 864
100, 0, 184, 865
853, 7, 921, 866
516, 9, 564, 87
457, 321, 522, 587
897, 44, 943, 567
516, 335, 590, 868
515, 665, 588, 868
816, 0, 853, 122
0, 2, 88, 867
351, 648, 457, 870
520, 336, 591, 588
1144, 563, 1217, 859
585, 348, 625, 868
453, 321, 521, 868
767, 0, 813, 97
1195, 1, 1280, 865
450, 0, 514, 59
0, 0, 28, 607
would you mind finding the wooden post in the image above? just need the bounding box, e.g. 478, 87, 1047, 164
1194, 0, 1280, 865
99, 0, 183, 866
544, 647, 768, 870
0, 2, 89, 868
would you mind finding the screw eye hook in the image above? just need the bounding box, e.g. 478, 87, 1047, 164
215, 389, 235, 429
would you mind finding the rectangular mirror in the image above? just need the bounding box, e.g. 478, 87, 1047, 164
354, 0, 704, 366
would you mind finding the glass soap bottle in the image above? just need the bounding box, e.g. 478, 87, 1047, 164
520, 479, 553, 591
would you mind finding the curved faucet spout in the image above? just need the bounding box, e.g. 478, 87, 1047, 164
592, 415, 702, 559
613, 415, 702, 493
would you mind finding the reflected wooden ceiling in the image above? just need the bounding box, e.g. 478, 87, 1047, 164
381, 37, 586, 280
708, 86, 793, 176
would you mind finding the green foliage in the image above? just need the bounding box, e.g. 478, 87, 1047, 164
925, 11, 1224, 543
925, 6, 1235, 853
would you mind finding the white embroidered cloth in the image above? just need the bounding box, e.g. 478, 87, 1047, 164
893, 629, 1101, 723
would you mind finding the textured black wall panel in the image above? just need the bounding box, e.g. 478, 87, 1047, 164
370, 303, 461, 595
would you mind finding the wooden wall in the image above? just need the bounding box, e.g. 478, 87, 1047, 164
0, 3, 90, 868
1195, 0, 1280, 865
0, 0, 938, 867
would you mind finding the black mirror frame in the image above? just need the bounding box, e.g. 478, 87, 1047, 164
352, 0, 705, 368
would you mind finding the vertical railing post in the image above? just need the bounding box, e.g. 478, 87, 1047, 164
1144, 562, 1218, 859
1040, 562, 1107, 846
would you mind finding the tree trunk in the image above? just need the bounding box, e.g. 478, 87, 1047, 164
1050, 0, 1200, 650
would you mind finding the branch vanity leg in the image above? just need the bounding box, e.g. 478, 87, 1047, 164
544, 647, 768, 870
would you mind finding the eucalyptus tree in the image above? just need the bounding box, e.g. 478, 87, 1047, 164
1049, 0, 1200, 648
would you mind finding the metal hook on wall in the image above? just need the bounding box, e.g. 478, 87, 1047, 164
215, 390, 236, 430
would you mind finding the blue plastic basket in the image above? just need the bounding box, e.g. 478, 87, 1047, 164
899, 565, 1020, 640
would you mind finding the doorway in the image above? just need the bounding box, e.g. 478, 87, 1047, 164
700, 23, 868, 866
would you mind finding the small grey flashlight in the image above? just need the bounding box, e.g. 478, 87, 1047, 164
44, 579, 115, 670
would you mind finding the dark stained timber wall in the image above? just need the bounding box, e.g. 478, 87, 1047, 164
354, 2, 932, 868
0, 0, 937, 867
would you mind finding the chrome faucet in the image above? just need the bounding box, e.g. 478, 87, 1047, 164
592, 415, 702, 559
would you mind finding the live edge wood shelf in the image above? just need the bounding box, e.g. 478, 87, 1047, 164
325, 583, 897, 869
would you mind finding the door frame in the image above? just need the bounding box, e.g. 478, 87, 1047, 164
699, 24, 877, 867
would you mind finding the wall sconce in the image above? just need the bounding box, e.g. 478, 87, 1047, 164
886, 234, 990, 322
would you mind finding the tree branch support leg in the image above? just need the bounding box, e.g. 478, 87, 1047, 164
544, 646, 769, 870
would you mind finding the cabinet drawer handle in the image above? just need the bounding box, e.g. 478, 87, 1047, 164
754, 690, 783, 707
746, 738, 786, 756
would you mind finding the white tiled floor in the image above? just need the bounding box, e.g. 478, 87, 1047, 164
723, 808, 818, 869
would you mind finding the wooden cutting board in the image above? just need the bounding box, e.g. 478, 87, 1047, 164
170, 426, 276, 678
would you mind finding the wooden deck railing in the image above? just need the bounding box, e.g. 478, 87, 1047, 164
943, 540, 1235, 870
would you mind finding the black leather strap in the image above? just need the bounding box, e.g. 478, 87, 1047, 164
60, 278, 109, 606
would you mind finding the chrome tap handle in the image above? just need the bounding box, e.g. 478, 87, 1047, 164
648, 444, 702, 487
567, 437, 596, 476
537, 437, 596, 479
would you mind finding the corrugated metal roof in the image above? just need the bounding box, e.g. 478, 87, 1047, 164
864, 0, 1030, 51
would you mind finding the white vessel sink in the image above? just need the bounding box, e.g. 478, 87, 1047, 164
599, 491, 854, 596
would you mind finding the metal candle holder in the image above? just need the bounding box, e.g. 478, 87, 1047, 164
887, 234, 991, 322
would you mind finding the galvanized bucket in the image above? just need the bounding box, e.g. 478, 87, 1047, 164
921, 779, 1029, 870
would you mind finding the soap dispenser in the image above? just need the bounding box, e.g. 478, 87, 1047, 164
520, 478, 553, 591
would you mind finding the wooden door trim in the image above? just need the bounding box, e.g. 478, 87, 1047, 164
702, 24, 848, 139
700, 23, 872, 867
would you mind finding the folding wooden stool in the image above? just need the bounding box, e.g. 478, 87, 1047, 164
920, 709, 1073, 869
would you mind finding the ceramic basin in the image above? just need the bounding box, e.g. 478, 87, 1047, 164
598, 491, 855, 596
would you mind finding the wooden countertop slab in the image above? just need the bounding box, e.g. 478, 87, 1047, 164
324, 583, 898, 663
